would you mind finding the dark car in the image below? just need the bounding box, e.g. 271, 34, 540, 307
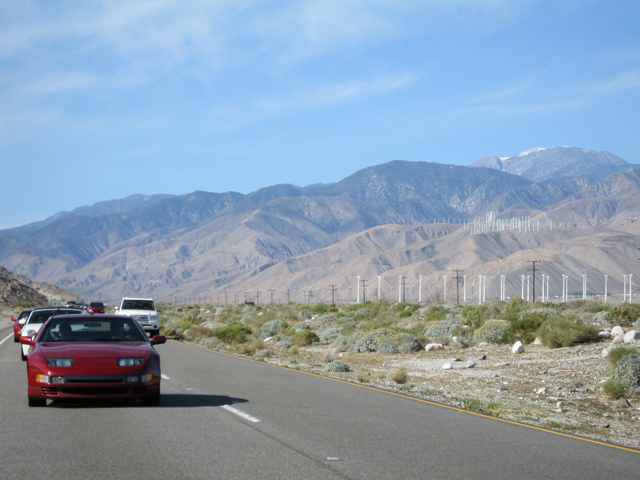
11, 309, 32, 342
87, 302, 105, 314
19, 314, 166, 407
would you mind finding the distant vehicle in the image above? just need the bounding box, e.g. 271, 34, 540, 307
20, 307, 83, 360
115, 297, 161, 337
19, 314, 166, 407
87, 302, 105, 314
11, 309, 32, 342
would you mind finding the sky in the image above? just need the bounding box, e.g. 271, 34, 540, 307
1, 0, 639, 229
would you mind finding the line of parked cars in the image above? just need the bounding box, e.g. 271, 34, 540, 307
10, 299, 165, 408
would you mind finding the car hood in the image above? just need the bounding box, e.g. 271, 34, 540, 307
38, 342, 151, 360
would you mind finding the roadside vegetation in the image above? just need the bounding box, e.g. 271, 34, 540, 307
156, 297, 639, 404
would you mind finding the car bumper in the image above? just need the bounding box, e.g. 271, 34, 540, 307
28, 381, 160, 400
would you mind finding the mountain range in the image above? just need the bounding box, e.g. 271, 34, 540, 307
1, 146, 639, 305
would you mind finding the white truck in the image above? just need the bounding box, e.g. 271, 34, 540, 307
115, 297, 161, 337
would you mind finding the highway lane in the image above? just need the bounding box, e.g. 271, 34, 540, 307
1, 321, 639, 479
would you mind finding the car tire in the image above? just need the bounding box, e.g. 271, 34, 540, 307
20, 348, 27, 361
150, 329, 160, 337
142, 391, 160, 406
14, 336, 19, 343
28, 397, 46, 407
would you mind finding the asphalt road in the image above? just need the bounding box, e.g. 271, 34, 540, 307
1, 320, 638, 479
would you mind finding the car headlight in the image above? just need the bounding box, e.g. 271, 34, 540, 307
118, 358, 144, 367
45, 358, 73, 367
124, 374, 153, 383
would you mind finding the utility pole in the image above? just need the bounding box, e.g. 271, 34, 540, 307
360, 278, 367, 303
329, 285, 338, 305
452, 269, 463, 305
528, 260, 541, 303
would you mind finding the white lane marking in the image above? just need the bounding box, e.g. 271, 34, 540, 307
1, 333, 13, 346
222, 404, 261, 423
161, 374, 171, 380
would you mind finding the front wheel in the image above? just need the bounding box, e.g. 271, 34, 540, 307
149, 329, 160, 337
28, 397, 46, 407
14, 336, 19, 343
20, 348, 27, 361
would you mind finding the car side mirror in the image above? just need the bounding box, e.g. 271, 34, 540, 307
19, 336, 35, 346
18, 318, 27, 325
11, 317, 16, 322
150, 335, 166, 346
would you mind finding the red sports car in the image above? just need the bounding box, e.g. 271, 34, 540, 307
87, 302, 105, 314
12, 309, 32, 342
20, 314, 166, 407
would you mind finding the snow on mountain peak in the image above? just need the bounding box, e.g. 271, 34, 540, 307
515, 147, 547, 158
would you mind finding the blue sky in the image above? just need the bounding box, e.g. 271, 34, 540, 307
1, 0, 639, 229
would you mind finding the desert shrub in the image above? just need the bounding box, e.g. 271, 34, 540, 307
474, 319, 511, 344
263, 319, 288, 334
163, 327, 177, 337
602, 379, 629, 400
391, 368, 408, 384
317, 314, 336, 323
588, 303, 610, 314
462, 304, 498, 329
606, 304, 640, 327
635, 318, 640, 330
535, 317, 599, 348
324, 361, 350, 372
397, 309, 413, 319
292, 330, 318, 346
310, 303, 330, 314
350, 328, 395, 353
356, 308, 371, 317
606, 346, 640, 369
318, 327, 343, 343
424, 319, 462, 340
292, 322, 310, 332
509, 310, 554, 344
376, 333, 423, 354
322, 354, 333, 363
613, 354, 640, 394
213, 322, 252, 344
504, 296, 526, 322
183, 325, 214, 342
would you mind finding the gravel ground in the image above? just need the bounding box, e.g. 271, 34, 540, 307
264, 339, 640, 451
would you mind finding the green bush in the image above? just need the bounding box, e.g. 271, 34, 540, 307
509, 311, 552, 344
535, 317, 599, 348
474, 319, 511, 344
602, 379, 629, 400
607, 346, 640, 369
292, 330, 319, 346
606, 304, 640, 327
213, 322, 253, 344
310, 303, 330, 314
462, 304, 498, 329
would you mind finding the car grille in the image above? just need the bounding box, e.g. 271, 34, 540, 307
132, 314, 150, 322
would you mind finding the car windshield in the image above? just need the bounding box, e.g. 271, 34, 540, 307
27, 309, 82, 324
122, 300, 155, 310
41, 317, 147, 342
90, 302, 104, 308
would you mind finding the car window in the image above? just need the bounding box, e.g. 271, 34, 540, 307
27, 309, 83, 324
42, 318, 147, 342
